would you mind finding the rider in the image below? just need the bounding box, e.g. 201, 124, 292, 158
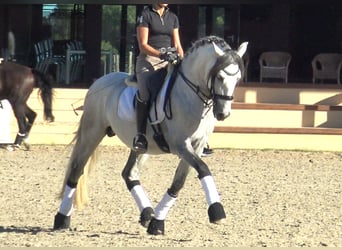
133, 3, 184, 153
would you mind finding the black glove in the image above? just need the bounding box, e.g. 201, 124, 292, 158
159, 49, 180, 65
160, 52, 179, 64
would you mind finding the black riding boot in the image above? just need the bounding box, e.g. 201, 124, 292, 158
133, 96, 149, 153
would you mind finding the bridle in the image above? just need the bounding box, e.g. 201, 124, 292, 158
177, 53, 241, 106
210, 67, 239, 102
163, 39, 244, 120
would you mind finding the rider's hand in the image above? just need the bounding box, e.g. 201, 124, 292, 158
159, 48, 181, 65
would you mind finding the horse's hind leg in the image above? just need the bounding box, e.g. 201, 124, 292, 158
24, 105, 37, 135
53, 121, 106, 230
12, 102, 29, 149
121, 150, 154, 227
21, 105, 37, 150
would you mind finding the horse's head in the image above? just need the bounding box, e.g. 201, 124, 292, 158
208, 40, 248, 121
179, 36, 248, 121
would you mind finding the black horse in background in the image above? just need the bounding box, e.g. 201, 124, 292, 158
0, 62, 54, 150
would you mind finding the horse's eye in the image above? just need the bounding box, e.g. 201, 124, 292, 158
217, 75, 224, 81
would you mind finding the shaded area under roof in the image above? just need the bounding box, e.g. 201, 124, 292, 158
1, 0, 341, 4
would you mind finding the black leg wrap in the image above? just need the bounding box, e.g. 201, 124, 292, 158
147, 217, 165, 235
126, 180, 140, 191
53, 212, 71, 230
208, 202, 226, 223
66, 180, 78, 189
25, 122, 34, 135
139, 207, 154, 228
13, 133, 25, 147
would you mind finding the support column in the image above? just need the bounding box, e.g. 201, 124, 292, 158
178, 5, 199, 50
84, 5, 102, 85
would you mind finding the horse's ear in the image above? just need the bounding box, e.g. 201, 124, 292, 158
212, 42, 225, 56
237, 42, 248, 58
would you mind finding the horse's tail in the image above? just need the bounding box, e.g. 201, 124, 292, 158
31, 69, 55, 122
59, 114, 99, 209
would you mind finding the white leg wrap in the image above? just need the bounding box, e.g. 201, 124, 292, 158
58, 185, 76, 216
130, 185, 152, 212
201, 175, 220, 205
154, 192, 177, 220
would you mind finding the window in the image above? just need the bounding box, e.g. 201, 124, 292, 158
102, 5, 136, 72
43, 4, 84, 41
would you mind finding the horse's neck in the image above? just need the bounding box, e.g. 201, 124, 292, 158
169, 77, 215, 140
182, 50, 214, 93
166, 46, 216, 131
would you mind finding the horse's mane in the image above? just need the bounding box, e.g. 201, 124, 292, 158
184, 35, 245, 79
184, 35, 231, 58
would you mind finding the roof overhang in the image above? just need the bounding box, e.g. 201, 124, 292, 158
0, 0, 339, 4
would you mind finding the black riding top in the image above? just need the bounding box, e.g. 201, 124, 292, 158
137, 6, 180, 50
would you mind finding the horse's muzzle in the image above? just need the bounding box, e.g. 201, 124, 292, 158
215, 112, 230, 121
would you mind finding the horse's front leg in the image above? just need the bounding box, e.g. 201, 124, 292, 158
148, 144, 226, 236
178, 145, 226, 224
121, 150, 154, 227
147, 159, 190, 235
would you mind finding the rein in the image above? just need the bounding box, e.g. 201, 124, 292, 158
177, 69, 212, 106
162, 65, 213, 121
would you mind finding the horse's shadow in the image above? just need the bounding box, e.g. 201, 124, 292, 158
0, 225, 52, 235
0, 225, 139, 237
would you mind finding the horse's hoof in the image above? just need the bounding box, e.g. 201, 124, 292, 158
8, 144, 21, 151
53, 212, 71, 230
139, 207, 154, 228
5, 145, 15, 151
208, 202, 226, 223
22, 141, 30, 151
48, 116, 55, 123
147, 217, 165, 235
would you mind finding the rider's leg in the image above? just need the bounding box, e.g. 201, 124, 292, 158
133, 92, 149, 153
134, 54, 155, 153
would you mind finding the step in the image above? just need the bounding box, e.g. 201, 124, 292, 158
214, 126, 342, 135
234, 83, 342, 105
207, 132, 342, 151
220, 110, 342, 128
219, 102, 342, 128
232, 102, 342, 111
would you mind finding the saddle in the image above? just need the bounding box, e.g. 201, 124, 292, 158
118, 65, 178, 152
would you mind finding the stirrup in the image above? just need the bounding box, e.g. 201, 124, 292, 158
133, 133, 148, 153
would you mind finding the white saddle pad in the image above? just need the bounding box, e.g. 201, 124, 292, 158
118, 73, 171, 124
